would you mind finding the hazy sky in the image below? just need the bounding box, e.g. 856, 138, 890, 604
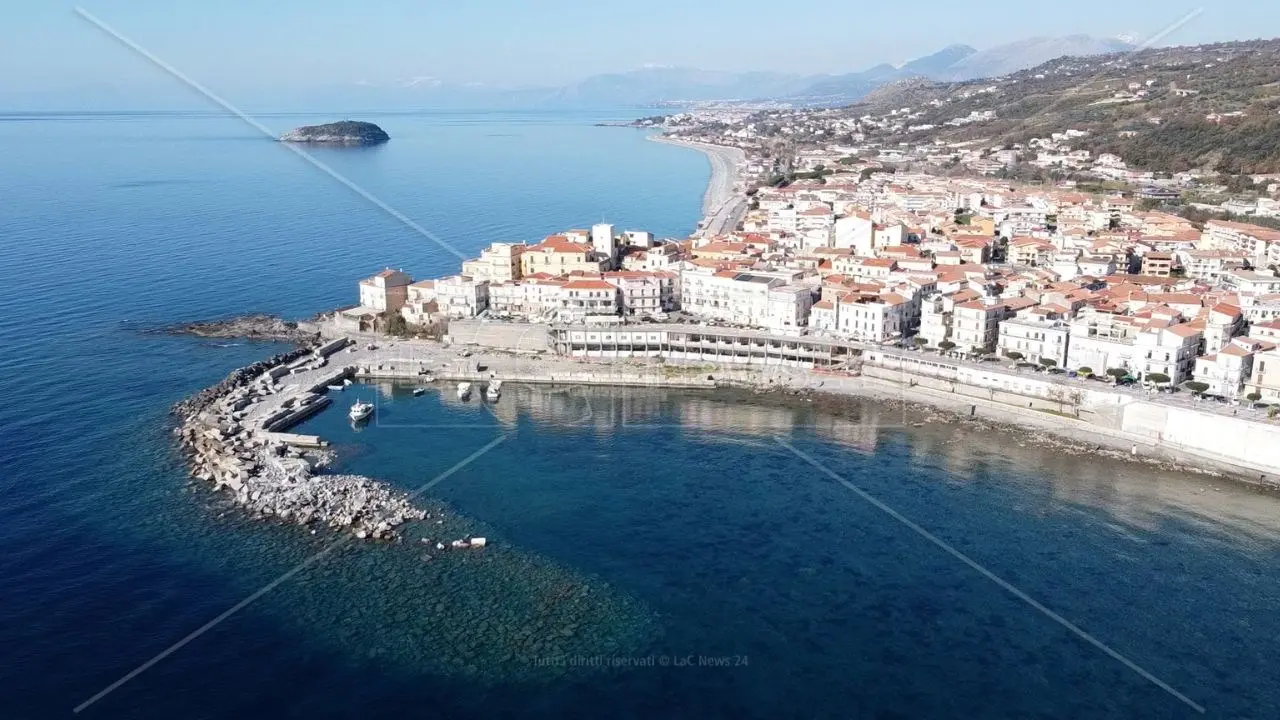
3, 1, 1278, 99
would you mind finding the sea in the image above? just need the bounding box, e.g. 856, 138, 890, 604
2, 108, 1280, 719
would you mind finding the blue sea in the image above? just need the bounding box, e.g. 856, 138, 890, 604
3, 109, 1280, 719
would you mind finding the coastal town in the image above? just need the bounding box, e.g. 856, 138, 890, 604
338, 144, 1280, 412
288, 93, 1280, 485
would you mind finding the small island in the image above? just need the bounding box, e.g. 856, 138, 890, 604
279, 120, 390, 146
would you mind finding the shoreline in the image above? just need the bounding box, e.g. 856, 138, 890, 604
177, 334, 1278, 524
647, 134, 748, 236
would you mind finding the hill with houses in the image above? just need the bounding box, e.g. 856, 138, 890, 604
848, 38, 1280, 175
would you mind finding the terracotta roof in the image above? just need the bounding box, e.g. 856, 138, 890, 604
562, 280, 616, 290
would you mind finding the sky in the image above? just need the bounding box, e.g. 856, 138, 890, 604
2, 0, 1279, 106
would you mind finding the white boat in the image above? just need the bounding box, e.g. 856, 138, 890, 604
412, 387, 426, 397
485, 380, 502, 401
327, 384, 345, 392
348, 400, 374, 421
456, 382, 472, 400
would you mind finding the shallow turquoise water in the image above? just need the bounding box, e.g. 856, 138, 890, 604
3, 110, 1280, 718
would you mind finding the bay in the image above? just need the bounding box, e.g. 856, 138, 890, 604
2, 109, 1279, 719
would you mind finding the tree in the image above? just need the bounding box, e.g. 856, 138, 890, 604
1247, 392, 1263, 405
1077, 366, 1094, 376
1107, 368, 1130, 382
1004, 351, 1024, 361
382, 311, 409, 337
1184, 381, 1210, 396
1039, 358, 1058, 368
1146, 372, 1171, 385
938, 340, 956, 351
913, 337, 929, 347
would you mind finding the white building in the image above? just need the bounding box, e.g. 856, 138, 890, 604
997, 316, 1069, 366
461, 243, 526, 283
1200, 220, 1280, 267
952, 298, 1009, 353
833, 213, 873, 253
766, 286, 815, 331
555, 278, 619, 321
591, 223, 617, 262
488, 278, 564, 320
680, 269, 812, 330
1066, 312, 1202, 383
814, 292, 913, 343
400, 280, 438, 326
622, 230, 654, 248
1194, 337, 1267, 398
358, 269, 413, 312
434, 275, 490, 318
603, 271, 678, 317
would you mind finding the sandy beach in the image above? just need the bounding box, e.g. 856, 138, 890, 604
648, 135, 747, 236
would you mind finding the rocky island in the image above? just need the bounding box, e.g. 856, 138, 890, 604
279, 120, 390, 146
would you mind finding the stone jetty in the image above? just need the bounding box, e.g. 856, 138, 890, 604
174, 338, 425, 540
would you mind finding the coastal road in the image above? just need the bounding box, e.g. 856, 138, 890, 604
702, 196, 748, 238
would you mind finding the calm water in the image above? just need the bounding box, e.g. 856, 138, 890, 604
3, 110, 1280, 719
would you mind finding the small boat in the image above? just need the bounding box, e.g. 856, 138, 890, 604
412, 387, 426, 397
327, 384, 345, 392
456, 382, 472, 400
348, 399, 374, 421
485, 380, 502, 401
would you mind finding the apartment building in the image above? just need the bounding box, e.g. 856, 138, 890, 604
555, 279, 619, 321
1195, 337, 1268, 398
520, 235, 608, 277
952, 297, 1008, 352
680, 269, 812, 330
1176, 249, 1247, 282
997, 316, 1070, 366
1009, 237, 1055, 267
488, 277, 565, 320
1222, 269, 1280, 295
603, 271, 678, 317
811, 292, 912, 343
1245, 348, 1280, 402
400, 279, 439, 326
1140, 252, 1175, 277
1201, 220, 1280, 267
461, 242, 526, 283
434, 275, 490, 318
1066, 312, 1201, 382
358, 269, 413, 313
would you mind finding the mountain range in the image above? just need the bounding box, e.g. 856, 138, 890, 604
1, 34, 1138, 112
302, 35, 1133, 110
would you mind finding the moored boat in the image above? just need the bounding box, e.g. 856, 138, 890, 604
456, 382, 472, 400
485, 380, 502, 401
348, 399, 374, 421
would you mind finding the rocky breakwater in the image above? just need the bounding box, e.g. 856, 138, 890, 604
159, 313, 319, 343
173, 340, 425, 540
279, 120, 390, 146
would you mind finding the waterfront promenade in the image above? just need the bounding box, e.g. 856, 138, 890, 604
302, 322, 1280, 482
